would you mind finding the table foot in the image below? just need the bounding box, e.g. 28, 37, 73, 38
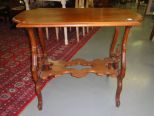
115, 78, 123, 107
116, 100, 120, 107
38, 102, 42, 111
36, 79, 43, 111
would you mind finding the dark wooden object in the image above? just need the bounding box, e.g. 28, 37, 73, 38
0, 0, 25, 26
137, 0, 149, 11
150, 25, 154, 41
13, 8, 142, 110
94, 0, 113, 7
0, 5, 8, 22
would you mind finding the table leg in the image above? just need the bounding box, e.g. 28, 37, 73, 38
110, 27, 120, 57
61, 0, 69, 45
27, 28, 43, 110
115, 26, 131, 107
149, 25, 154, 41
137, 0, 141, 11
64, 27, 68, 45
38, 28, 47, 58
61, 0, 66, 8
110, 27, 120, 70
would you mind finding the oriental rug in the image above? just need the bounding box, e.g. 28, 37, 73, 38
0, 24, 99, 116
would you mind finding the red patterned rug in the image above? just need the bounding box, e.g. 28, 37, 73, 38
0, 24, 99, 115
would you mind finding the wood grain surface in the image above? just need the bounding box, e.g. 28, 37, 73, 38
13, 8, 142, 27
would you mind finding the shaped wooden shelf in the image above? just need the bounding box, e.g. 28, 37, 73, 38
40, 58, 118, 80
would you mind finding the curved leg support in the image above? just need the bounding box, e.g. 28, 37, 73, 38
38, 28, 47, 58
36, 79, 43, 110
115, 26, 131, 107
116, 78, 123, 107
110, 27, 119, 57
28, 28, 43, 110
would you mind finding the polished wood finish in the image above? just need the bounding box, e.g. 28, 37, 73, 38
27, 28, 43, 110
40, 58, 118, 80
116, 26, 131, 107
13, 8, 142, 110
110, 27, 120, 57
13, 8, 142, 27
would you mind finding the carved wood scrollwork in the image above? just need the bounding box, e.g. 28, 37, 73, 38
110, 45, 121, 70
40, 58, 119, 80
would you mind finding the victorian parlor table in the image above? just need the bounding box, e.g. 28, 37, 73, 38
13, 8, 142, 110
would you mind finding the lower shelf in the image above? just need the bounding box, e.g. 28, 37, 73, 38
40, 58, 118, 80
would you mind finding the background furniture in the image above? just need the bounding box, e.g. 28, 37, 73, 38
150, 25, 154, 40
75, 0, 94, 42
146, 0, 154, 15
0, 0, 25, 27
41, 0, 67, 8
24, 0, 69, 43
38, 0, 68, 43
94, 0, 113, 7
0, 4, 9, 22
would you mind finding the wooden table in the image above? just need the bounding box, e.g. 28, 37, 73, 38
13, 8, 142, 110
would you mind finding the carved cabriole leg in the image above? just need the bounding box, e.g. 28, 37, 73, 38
115, 26, 131, 107
27, 28, 43, 110
35, 78, 42, 110
38, 28, 51, 71
109, 27, 120, 70
110, 27, 120, 57
38, 28, 47, 58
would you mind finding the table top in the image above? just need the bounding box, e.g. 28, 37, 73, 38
13, 8, 143, 28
